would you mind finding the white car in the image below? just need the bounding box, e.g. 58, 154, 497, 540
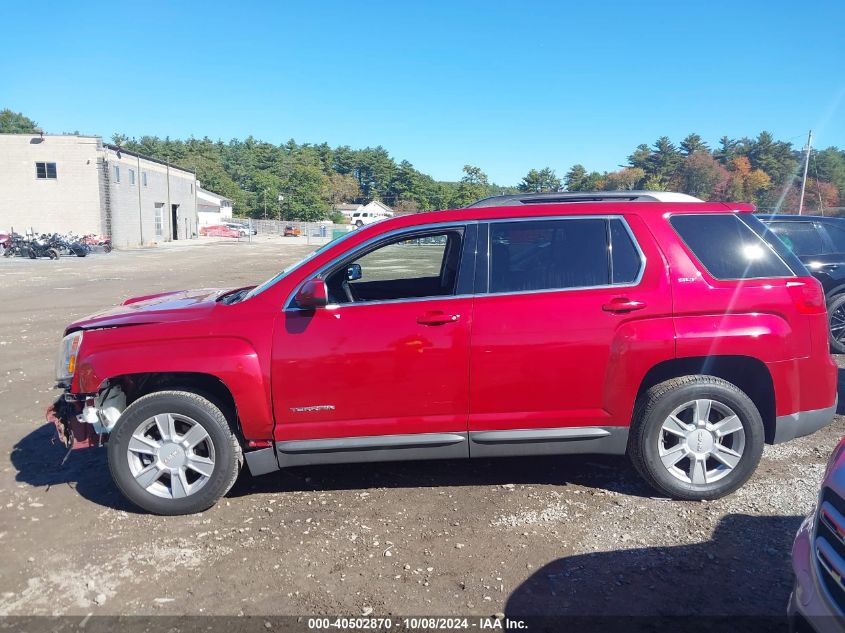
225, 222, 255, 236
350, 211, 389, 227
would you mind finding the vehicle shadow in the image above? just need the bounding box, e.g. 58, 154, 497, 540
504, 513, 802, 632
10, 423, 141, 513
229, 452, 654, 499
13, 423, 653, 512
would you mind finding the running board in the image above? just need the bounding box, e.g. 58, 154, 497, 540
468, 426, 628, 458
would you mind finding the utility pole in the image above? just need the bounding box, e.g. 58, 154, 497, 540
798, 130, 813, 215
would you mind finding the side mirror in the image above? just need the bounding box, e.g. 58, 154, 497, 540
346, 263, 362, 281
294, 278, 328, 309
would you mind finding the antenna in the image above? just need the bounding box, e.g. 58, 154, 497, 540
798, 130, 813, 215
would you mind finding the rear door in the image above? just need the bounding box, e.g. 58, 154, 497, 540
467, 215, 673, 457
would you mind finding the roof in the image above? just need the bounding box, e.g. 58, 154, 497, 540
467, 191, 703, 208
346, 200, 753, 238
103, 143, 195, 175
363, 200, 395, 213
197, 187, 232, 204
333, 203, 363, 211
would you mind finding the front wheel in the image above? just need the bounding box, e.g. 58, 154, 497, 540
628, 376, 764, 500
107, 391, 242, 515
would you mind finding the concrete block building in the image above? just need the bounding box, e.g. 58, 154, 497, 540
0, 133, 201, 248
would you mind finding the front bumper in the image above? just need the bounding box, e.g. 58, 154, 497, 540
47, 396, 105, 449
774, 397, 838, 444
789, 512, 845, 633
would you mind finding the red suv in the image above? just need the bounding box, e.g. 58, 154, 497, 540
49, 191, 839, 515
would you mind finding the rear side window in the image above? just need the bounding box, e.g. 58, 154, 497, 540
765, 221, 825, 256
489, 218, 643, 293
609, 219, 641, 284
670, 214, 797, 280
823, 223, 845, 253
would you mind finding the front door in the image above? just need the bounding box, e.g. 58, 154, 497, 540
468, 215, 673, 457
271, 224, 476, 466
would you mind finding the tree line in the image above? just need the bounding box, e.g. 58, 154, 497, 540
2, 109, 843, 218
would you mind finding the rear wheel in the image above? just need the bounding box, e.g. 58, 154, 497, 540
48, 248, 60, 260
628, 376, 764, 500
107, 391, 242, 515
828, 294, 845, 354
103, 244, 112, 253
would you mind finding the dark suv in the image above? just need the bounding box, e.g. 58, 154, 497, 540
760, 215, 845, 353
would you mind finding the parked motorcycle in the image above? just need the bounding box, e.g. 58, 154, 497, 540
24, 234, 60, 260
2, 232, 28, 258
48, 233, 90, 257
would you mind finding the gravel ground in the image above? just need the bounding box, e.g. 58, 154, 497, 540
1, 239, 843, 624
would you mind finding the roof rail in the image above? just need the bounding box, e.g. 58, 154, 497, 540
465, 191, 703, 208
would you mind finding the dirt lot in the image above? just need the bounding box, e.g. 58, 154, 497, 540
1, 240, 843, 625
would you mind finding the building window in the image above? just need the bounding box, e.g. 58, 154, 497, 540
129, 168, 135, 185
154, 203, 164, 238
142, 171, 148, 187
114, 165, 120, 183
35, 162, 57, 179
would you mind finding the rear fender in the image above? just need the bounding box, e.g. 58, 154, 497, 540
674, 313, 799, 362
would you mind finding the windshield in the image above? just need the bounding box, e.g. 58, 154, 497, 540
242, 229, 358, 300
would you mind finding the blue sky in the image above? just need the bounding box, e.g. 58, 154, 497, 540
2, 0, 844, 185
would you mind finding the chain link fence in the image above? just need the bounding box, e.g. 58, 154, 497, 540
230, 218, 353, 245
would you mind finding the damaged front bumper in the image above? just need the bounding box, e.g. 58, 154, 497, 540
48, 393, 106, 449
48, 384, 125, 450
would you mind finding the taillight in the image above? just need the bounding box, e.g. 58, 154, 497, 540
786, 278, 826, 314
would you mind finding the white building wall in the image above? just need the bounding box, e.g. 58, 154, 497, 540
0, 134, 103, 235
103, 146, 198, 248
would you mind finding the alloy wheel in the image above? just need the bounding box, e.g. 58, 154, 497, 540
830, 302, 845, 344
658, 399, 745, 486
126, 413, 216, 499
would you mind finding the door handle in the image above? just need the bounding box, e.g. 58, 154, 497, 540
602, 298, 647, 313
417, 311, 460, 325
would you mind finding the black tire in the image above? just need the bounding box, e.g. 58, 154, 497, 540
48, 248, 60, 260
103, 244, 112, 253
628, 375, 764, 501
355, 220, 363, 228
27, 248, 36, 259
828, 294, 845, 354
107, 390, 242, 515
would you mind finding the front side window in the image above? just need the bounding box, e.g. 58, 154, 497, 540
765, 221, 825, 256
670, 214, 797, 280
35, 162, 57, 179
489, 218, 636, 293
324, 229, 464, 304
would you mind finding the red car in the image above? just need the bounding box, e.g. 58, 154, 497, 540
200, 224, 241, 238
49, 191, 838, 514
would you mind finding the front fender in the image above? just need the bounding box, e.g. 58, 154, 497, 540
74, 331, 273, 439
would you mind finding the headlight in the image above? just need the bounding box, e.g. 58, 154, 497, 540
55, 331, 84, 383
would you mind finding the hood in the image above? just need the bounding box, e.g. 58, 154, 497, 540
67, 288, 232, 331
